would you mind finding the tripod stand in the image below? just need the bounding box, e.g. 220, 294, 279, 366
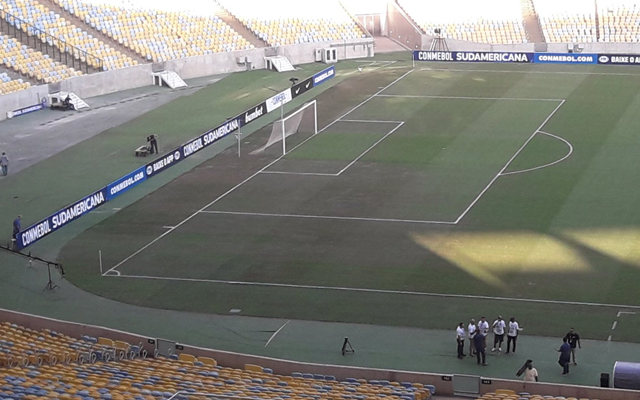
341, 337, 355, 356
429, 29, 449, 52
43, 263, 59, 291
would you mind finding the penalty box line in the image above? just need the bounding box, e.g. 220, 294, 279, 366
261, 120, 404, 177
454, 99, 566, 224
103, 273, 640, 311
102, 67, 415, 277
198, 210, 456, 225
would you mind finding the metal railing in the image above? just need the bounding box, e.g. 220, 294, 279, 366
0, 9, 103, 74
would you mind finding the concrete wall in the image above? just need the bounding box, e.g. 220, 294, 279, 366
386, 1, 422, 50
419, 35, 536, 52
0, 39, 373, 122
548, 42, 640, 54
2, 307, 640, 400
0, 85, 47, 121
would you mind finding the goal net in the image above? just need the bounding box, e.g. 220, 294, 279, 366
251, 100, 317, 155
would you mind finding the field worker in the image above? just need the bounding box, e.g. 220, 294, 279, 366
506, 316, 523, 354
492, 315, 506, 352
1, 152, 8, 176
456, 322, 466, 359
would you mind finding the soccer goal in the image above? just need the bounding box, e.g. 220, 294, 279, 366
252, 100, 317, 155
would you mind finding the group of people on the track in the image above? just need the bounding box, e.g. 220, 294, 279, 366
456, 316, 522, 366
456, 317, 582, 380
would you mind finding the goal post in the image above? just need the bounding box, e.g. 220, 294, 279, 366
252, 100, 317, 155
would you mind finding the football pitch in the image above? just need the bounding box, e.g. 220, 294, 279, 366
60, 58, 640, 343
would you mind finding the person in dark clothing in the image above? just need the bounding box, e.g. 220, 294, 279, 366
12, 215, 21, 249
473, 331, 487, 365
456, 322, 466, 359
62, 95, 74, 110
557, 337, 571, 375
564, 328, 581, 365
148, 134, 159, 154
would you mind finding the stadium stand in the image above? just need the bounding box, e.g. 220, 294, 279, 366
0, 35, 80, 86
219, 0, 367, 47
0, 0, 136, 70
0, 71, 30, 94
476, 389, 601, 400
535, 0, 597, 42
52, 0, 254, 62
598, 0, 640, 42
398, 0, 527, 44
0, 321, 433, 400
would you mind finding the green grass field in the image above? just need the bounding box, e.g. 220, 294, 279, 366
58, 58, 640, 343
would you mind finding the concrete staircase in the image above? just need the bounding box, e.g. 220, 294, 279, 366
152, 71, 187, 89
519, 0, 546, 44
213, 1, 268, 48
39, 0, 146, 64
265, 56, 295, 72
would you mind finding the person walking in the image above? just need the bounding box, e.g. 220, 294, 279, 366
557, 337, 571, 375
12, 215, 21, 246
1, 152, 8, 176
468, 318, 477, 356
456, 322, 466, 359
473, 331, 487, 366
517, 359, 539, 382
492, 315, 506, 352
564, 328, 581, 365
506, 317, 523, 354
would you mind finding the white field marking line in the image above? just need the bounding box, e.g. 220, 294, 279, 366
104, 64, 413, 276
617, 311, 636, 317
609, 311, 636, 341
106, 273, 640, 310
420, 67, 640, 77
339, 119, 404, 123
260, 171, 338, 177
264, 320, 290, 348
500, 131, 573, 176
101, 156, 285, 276
454, 100, 565, 224
318, 69, 414, 134
376, 94, 563, 102
260, 121, 403, 176
336, 122, 404, 176
199, 210, 456, 225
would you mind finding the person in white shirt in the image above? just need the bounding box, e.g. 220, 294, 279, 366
517, 359, 538, 382
456, 322, 466, 359
506, 316, 523, 354
478, 316, 490, 349
468, 319, 477, 356
491, 315, 506, 352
